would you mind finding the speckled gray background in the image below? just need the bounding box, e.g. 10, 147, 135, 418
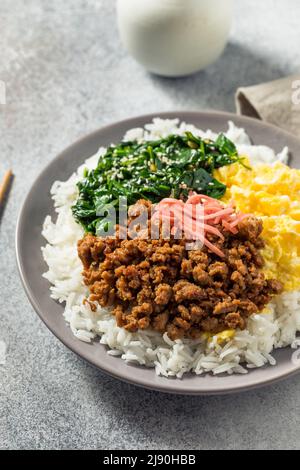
1, 0, 300, 450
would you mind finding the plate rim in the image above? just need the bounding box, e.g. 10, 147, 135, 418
15, 110, 300, 395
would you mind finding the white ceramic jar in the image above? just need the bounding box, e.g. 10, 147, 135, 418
117, 0, 234, 77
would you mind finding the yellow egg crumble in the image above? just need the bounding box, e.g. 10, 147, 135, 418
215, 159, 300, 291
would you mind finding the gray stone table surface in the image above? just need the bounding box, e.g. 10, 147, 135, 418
1, 0, 300, 450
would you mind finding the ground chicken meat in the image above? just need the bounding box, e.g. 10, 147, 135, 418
153, 311, 169, 332
155, 284, 173, 305
78, 201, 283, 340
224, 312, 246, 330
238, 215, 263, 242
192, 266, 212, 286
208, 262, 229, 280
173, 280, 204, 303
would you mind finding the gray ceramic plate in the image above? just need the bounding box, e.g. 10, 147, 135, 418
16, 111, 300, 395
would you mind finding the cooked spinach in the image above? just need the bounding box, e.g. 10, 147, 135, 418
72, 132, 242, 233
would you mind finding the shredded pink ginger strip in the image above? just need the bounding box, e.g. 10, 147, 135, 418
152, 193, 249, 257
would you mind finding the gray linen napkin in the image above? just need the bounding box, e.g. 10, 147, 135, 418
235, 75, 300, 138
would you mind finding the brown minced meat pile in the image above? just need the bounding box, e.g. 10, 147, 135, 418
78, 200, 282, 340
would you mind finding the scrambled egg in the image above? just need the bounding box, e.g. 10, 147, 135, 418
215, 160, 300, 291
215, 329, 235, 344
203, 329, 235, 345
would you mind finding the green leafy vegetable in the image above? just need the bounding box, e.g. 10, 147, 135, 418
72, 132, 243, 233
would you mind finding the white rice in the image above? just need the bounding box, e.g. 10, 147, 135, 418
42, 119, 299, 378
